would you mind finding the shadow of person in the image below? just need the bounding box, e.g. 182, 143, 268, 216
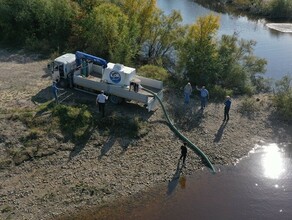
68, 125, 97, 160
98, 136, 116, 160
213, 121, 227, 143
31, 86, 52, 105
167, 159, 183, 195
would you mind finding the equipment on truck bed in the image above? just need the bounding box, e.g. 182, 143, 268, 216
50, 52, 163, 111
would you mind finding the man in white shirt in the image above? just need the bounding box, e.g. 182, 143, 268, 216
96, 90, 108, 117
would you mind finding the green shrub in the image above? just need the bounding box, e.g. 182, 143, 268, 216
0, 0, 76, 52
273, 93, 292, 121
241, 84, 255, 96
24, 37, 51, 54
52, 104, 93, 140
273, 75, 292, 122
267, 0, 292, 19
253, 76, 272, 93
238, 96, 260, 114
138, 65, 169, 82
209, 85, 233, 101
96, 113, 148, 138
233, 0, 251, 8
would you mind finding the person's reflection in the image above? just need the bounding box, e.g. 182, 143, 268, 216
179, 176, 186, 189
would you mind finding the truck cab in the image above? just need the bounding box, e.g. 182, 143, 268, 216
51, 53, 76, 85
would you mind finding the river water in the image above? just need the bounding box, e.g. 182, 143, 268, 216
157, 0, 292, 80
124, 143, 292, 220
71, 143, 292, 219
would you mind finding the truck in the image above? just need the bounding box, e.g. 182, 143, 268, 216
50, 51, 163, 111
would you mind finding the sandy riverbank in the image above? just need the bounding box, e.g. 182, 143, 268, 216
0, 49, 291, 219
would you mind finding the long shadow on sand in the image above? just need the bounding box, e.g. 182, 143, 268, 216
214, 121, 228, 143
167, 159, 184, 195
98, 136, 116, 160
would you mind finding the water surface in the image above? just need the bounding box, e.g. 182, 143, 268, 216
69, 143, 292, 219
126, 143, 292, 219
157, 0, 292, 80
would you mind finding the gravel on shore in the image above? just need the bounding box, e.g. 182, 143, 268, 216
0, 50, 291, 219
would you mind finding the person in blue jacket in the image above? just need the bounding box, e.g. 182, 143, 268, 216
52, 81, 59, 104
196, 85, 209, 110
223, 96, 232, 121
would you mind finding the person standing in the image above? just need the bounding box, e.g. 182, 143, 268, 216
52, 81, 59, 104
223, 96, 231, 121
184, 82, 192, 104
96, 90, 108, 117
180, 142, 188, 165
196, 85, 209, 110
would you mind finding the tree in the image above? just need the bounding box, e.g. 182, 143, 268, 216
0, 0, 77, 52
73, 0, 102, 12
217, 34, 266, 94
138, 64, 169, 82
176, 14, 267, 95
267, 0, 292, 19
141, 10, 185, 66
273, 75, 292, 121
176, 14, 220, 85
82, 3, 136, 64
119, 0, 157, 45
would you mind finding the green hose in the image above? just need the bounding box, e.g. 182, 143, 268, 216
144, 88, 216, 173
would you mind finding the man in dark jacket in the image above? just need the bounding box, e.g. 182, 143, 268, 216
223, 96, 232, 121
180, 142, 188, 165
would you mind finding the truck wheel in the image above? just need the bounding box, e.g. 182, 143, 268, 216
109, 95, 124, 104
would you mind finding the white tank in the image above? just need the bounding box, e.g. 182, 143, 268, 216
102, 62, 136, 86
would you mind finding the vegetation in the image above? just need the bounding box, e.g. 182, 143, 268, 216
176, 14, 220, 85
224, 0, 292, 20
176, 15, 266, 95
267, 0, 292, 20
238, 96, 260, 115
52, 104, 93, 141
4, 101, 148, 165
0, 0, 283, 100
273, 75, 292, 121
96, 113, 149, 138
0, 0, 77, 53
138, 65, 169, 82
81, 2, 136, 64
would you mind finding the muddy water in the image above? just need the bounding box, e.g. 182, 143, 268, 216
124, 143, 292, 220
66, 143, 292, 219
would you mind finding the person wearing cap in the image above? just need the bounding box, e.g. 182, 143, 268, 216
184, 82, 192, 104
52, 81, 59, 104
196, 85, 209, 110
96, 90, 108, 117
223, 96, 231, 121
